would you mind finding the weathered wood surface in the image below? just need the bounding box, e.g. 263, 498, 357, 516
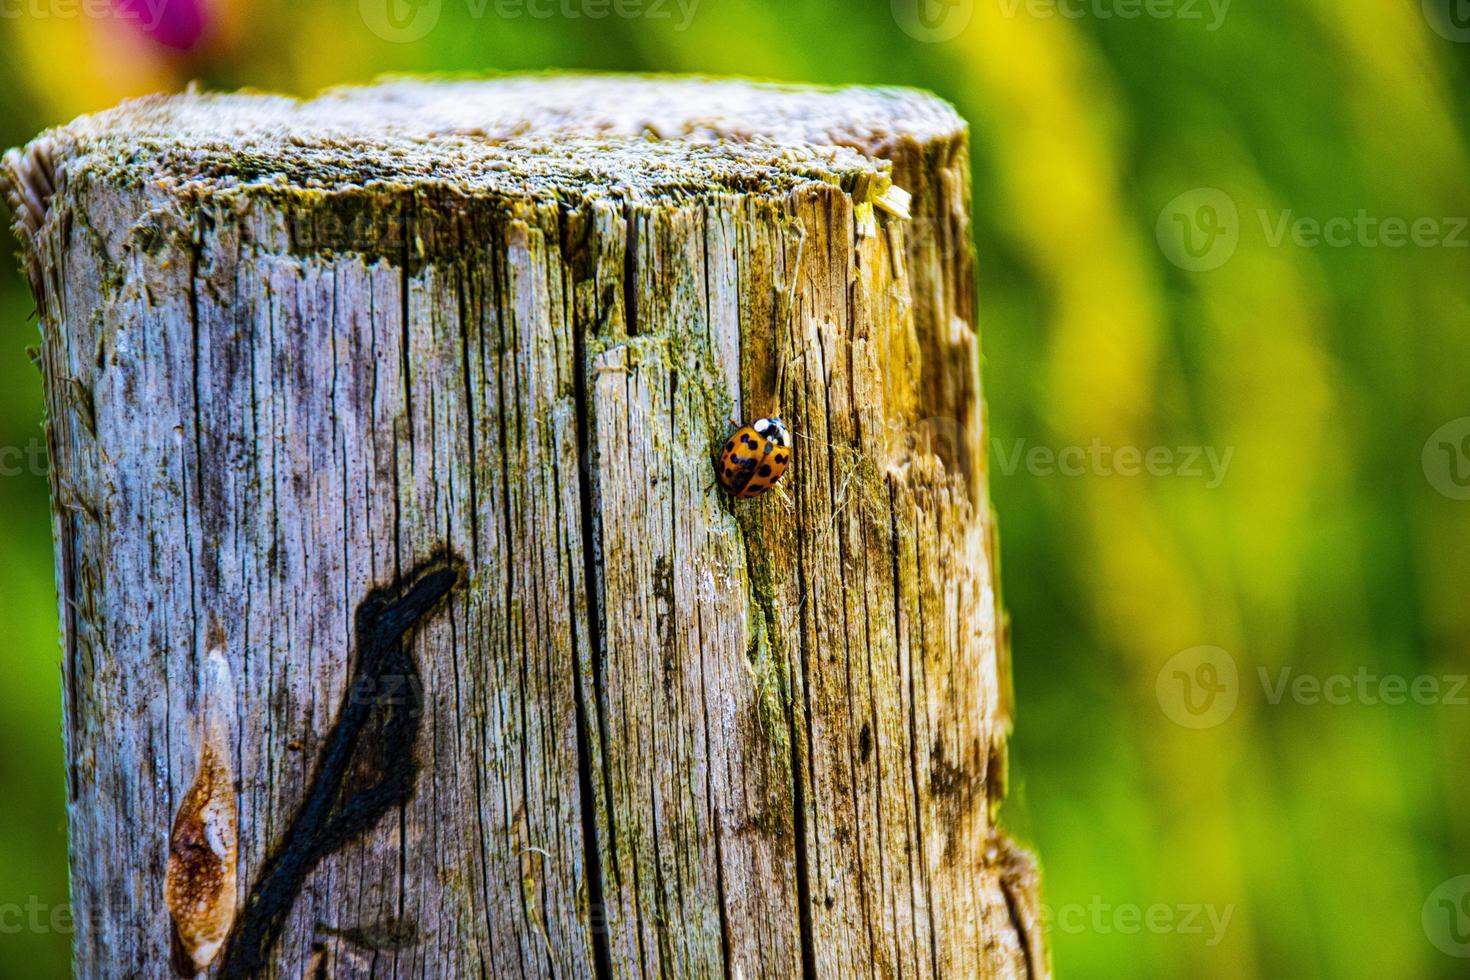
3, 75, 1047, 979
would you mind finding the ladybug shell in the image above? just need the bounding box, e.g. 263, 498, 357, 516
718, 417, 791, 498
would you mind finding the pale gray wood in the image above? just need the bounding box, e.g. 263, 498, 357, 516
3, 75, 1048, 980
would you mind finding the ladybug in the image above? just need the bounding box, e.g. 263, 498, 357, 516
717, 417, 792, 498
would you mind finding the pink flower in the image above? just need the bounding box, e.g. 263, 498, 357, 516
112, 0, 208, 51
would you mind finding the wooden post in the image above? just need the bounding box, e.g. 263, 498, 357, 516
3, 75, 1047, 979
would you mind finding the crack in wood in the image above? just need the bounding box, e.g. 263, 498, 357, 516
572, 278, 616, 980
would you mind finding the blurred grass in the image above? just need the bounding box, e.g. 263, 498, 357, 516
1, 2, 1467, 977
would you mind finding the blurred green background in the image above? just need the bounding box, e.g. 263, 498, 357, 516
1, 1, 1468, 977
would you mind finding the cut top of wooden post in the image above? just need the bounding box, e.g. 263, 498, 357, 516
5, 75, 962, 249
46, 73, 962, 147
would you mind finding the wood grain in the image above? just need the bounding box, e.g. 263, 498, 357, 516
3, 75, 1047, 979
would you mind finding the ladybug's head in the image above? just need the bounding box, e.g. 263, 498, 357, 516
754, 416, 790, 447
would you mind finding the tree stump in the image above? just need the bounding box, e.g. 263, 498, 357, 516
2, 75, 1046, 979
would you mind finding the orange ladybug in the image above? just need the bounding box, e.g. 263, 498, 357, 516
718, 417, 792, 498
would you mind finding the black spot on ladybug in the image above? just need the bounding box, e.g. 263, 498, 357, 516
724, 440, 735, 452
742, 458, 756, 469
758, 465, 772, 477
774, 453, 787, 465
